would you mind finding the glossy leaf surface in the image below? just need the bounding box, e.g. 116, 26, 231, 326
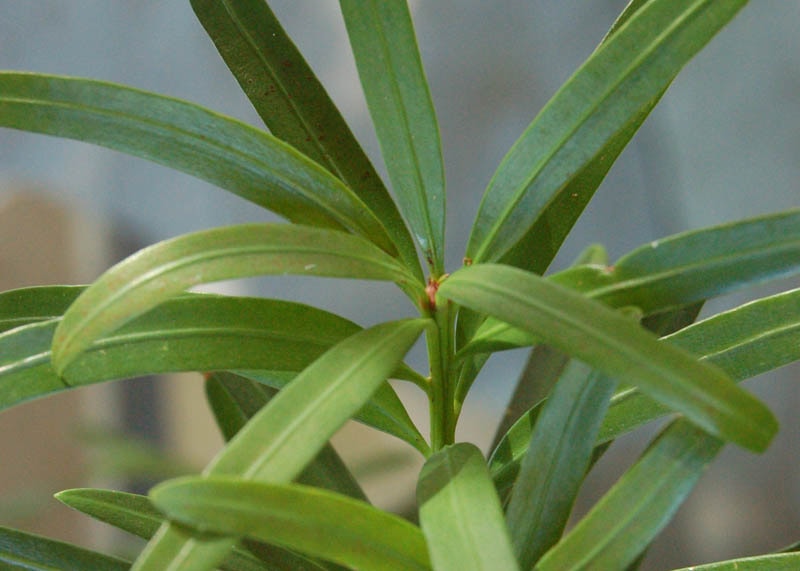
417, 443, 518, 571
466, 209, 800, 355
506, 366, 616, 569
52, 223, 422, 375
205, 371, 368, 501
190, 0, 421, 279
0, 525, 128, 570
133, 319, 427, 571
535, 420, 722, 571
467, 0, 747, 263
438, 264, 776, 452
0, 72, 396, 253
152, 477, 431, 571
55, 489, 272, 571
340, 0, 445, 273
491, 287, 800, 491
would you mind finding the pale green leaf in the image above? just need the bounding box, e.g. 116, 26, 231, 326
52, 223, 423, 376
0, 72, 398, 254
340, 0, 445, 273
467, 0, 747, 263
671, 553, 800, 571
535, 420, 722, 571
190, 0, 422, 280
417, 443, 518, 571
437, 264, 776, 452
152, 477, 431, 570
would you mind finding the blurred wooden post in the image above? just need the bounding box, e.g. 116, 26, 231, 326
0, 190, 113, 545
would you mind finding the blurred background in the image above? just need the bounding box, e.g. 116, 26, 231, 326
1, 1, 798, 568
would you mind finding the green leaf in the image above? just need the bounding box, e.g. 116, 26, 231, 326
669, 553, 800, 570
417, 443, 518, 571
0, 72, 398, 254
205, 372, 369, 501
0, 294, 361, 410
152, 477, 431, 571
340, 0, 445, 274
491, 288, 800, 492
0, 285, 83, 332
132, 318, 428, 571
535, 420, 723, 571
465, 208, 800, 356
437, 264, 777, 452
190, 0, 422, 280
56, 489, 275, 571
240, 370, 430, 455
467, 0, 748, 263
600, 286, 800, 443
0, 525, 129, 570
52, 223, 423, 376
506, 366, 617, 569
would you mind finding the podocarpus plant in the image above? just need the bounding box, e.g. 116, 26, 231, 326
0, 1, 798, 569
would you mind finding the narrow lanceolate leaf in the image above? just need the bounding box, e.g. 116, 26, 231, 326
0, 285, 83, 332
506, 366, 617, 569
600, 287, 800, 443
0, 73, 398, 254
463, 209, 800, 356
0, 295, 357, 410
535, 420, 722, 571
152, 477, 431, 571
190, 0, 422, 280
52, 223, 423, 376
240, 370, 430, 455
340, 0, 445, 274
417, 443, 518, 571
670, 553, 800, 570
491, 287, 800, 493
132, 319, 428, 571
205, 372, 369, 501
437, 264, 776, 452
467, 0, 748, 263
55, 489, 273, 571
0, 525, 129, 570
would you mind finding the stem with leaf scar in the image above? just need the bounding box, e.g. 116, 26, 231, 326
425, 275, 455, 451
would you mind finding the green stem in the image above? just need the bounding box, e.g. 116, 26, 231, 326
427, 296, 455, 451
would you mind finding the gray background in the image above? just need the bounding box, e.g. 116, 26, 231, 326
1, 2, 798, 568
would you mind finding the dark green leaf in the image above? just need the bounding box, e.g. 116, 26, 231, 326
0, 525, 128, 570
535, 420, 723, 570
152, 477, 431, 571
466, 209, 800, 356
52, 223, 423, 376
0, 72, 398, 254
0, 285, 84, 332
467, 0, 747, 263
132, 318, 428, 571
506, 366, 616, 569
56, 489, 274, 571
189, 0, 422, 279
240, 370, 430, 455
340, 0, 445, 273
600, 286, 800, 443
417, 443, 518, 571
437, 264, 776, 452
205, 371, 368, 502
